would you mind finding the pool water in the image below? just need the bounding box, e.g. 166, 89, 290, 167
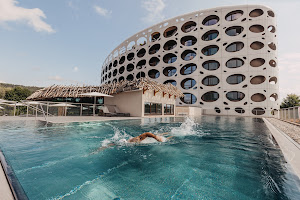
0, 116, 300, 200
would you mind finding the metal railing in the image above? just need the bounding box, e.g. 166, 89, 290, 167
278, 106, 300, 124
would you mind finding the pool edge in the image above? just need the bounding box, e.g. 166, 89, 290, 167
263, 118, 300, 179
0, 149, 29, 200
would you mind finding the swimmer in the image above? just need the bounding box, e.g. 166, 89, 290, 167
92, 132, 173, 154
128, 132, 172, 143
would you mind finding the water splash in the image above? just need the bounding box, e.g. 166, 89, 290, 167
170, 117, 205, 137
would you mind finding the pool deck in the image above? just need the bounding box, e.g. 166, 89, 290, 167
264, 118, 300, 179
0, 161, 14, 200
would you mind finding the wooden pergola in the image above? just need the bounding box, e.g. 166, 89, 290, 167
27, 78, 184, 100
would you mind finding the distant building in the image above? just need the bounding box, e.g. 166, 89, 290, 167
100, 5, 279, 117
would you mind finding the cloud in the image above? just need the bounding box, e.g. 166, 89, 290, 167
48, 75, 63, 81
94, 5, 112, 17
73, 66, 79, 72
0, 0, 55, 33
141, 0, 166, 24
0, 80, 6, 83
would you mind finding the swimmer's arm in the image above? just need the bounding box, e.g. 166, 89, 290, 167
91, 143, 116, 155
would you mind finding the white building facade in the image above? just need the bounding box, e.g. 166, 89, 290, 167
100, 5, 279, 117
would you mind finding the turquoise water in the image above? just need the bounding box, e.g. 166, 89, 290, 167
0, 116, 300, 200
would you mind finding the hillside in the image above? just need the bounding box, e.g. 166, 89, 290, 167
0, 83, 42, 99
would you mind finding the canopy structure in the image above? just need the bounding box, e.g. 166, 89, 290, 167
27, 78, 184, 101
78, 92, 113, 98
0, 106, 4, 109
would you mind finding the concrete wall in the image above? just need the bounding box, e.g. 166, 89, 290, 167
176, 106, 202, 117
104, 90, 143, 117
101, 5, 279, 118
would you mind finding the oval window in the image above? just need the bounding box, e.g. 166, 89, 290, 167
202, 15, 219, 26
164, 80, 177, 86
252, 107, 265, 115
202, 30, 219, 41
268, 42, 276, 50
181, 21, 196, 33
163, 40, 177, 50
163, 67, 176, 77
226, 42, 244, 52
126, 74, 134, 81
127, 53, 134, 61
136, 60, 146, 69
250, 41, 264, 50
202, 45, 219, 56
226, 74, 245, 84
180, 63, 197, 75
269, 60, 276, 67
149, 44, 160, 55
250, 76, 265, 84
136, 72, 145, 79
202, 76, 219, 86
225, 10, 243, 21
180, 36, 197, 46
181, 50, 196, 61
235, 107, 245, 114
226, 91, 245, 101
250, 58, 265, 67
249, 9, 263, 17
181, 78, 196, 89
150, 32, 160, 42
268, 25, 276, 33
113, 69, 117, 77
225, 26, 244, 36
267, 10, 275, 17
148, 69, 160, 79
127, 64, 134, 72
226, 58, 244, 68
201, 91, 219, 102
181, 93, 197, 104
163, 53, 177, 64
137, 48, 146, 58
119, 76, 124, 82
119, 56, 125, 64
251, 93, 266, 102
164, 26, 177, 38
249, 25, 264, 33
119, 66, 125, 74
202, 60, 220, 70
149, 57, 160, 66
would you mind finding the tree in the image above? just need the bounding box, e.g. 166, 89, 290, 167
4, 87, 32, 102
280, 94, 300, 108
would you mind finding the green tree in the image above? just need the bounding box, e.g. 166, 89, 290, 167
280, 94, 300, 108
4, 87, 32, 102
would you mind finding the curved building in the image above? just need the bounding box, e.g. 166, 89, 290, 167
100, 5, 279, 117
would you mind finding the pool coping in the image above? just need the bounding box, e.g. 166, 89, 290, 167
0, 149, 29, 200
263, 118, 300, 179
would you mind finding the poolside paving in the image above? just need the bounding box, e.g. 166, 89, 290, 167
267, 118, 300, 145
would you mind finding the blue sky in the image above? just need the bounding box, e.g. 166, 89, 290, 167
0, 0, 299, 100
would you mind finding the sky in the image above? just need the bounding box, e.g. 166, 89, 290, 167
0, 0, 299, 101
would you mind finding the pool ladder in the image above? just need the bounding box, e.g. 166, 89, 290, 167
21, 101, 52, 125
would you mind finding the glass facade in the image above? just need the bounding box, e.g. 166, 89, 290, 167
144, 102, 162, 115
164, 104, 174, 115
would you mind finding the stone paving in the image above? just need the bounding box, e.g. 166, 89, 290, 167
267, 118, 300, 145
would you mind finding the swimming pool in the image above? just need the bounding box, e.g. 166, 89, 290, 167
0, 116, 300, 199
